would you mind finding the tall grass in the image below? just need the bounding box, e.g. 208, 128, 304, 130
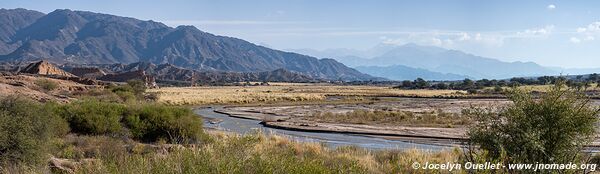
50, 133, 460, 174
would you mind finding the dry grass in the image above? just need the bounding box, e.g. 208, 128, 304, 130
310, 109, 472, 128
51, 132, 462, 174
148, 84, 464, 105
485, 83, 600, 93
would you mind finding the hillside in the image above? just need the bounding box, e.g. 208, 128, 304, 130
294, 43, 558, 80
355, 65, 469, 81
0, 9, 373, 81
62, 62, 316, 83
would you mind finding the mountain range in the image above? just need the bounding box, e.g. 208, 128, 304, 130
0, 8, 374, 81
64, 62, 316, 83
292, 43, 561, 80
354, 65, 469, 81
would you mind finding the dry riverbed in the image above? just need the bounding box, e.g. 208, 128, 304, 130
215, 98, 512, 141
213, 97, 600, 148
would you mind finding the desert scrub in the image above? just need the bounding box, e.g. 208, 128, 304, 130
54, 99, 207, 144
65, 132, 460, 174
35, 78, 58, 91
466, 83, 599, 172
124, 103, 208, 144
0, 97, 68, 166
59, 99, 126, 136
311, 109, 471, 127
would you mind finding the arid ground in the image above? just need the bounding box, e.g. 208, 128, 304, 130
149, 84, 600, 148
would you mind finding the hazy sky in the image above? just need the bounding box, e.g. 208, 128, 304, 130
2, 0, 600, 68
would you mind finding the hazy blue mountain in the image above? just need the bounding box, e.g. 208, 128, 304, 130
0, 9, 374, 81
308, 43, 557, 79
370, 44, 557, 79
288, 43, 398, 60
355, 65, 469, 81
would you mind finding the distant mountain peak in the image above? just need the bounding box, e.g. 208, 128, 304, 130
326, 43, 557, 79
0, 8, 375, 81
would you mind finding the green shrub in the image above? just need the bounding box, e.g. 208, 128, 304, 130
126, 80, 147, 97
124, 104, 205, 144
466, 84, 599, 166
35, 78, 58, 91
59, 99, 125, 136
114, 90, 137, 102
0, 97, 68, 165
106, 80, 147, 102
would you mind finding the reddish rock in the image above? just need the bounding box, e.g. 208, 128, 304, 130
20, 60, 75, 77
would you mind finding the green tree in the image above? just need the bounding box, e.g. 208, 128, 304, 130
465, 84, 598, 170
413, 78, 429, 89
461, 78, 475, 89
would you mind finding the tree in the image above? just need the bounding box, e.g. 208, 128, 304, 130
537, 76, 553, 85
413, 78, 429, 89
588, 73, 599, 82
461, 78, 475, 89
432, 82, 449, 89
395, 80, 413, 89
465, 84, 598, 169
493, 85, 503, 93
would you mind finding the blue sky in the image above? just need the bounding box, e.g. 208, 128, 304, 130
2, 0, 600, 68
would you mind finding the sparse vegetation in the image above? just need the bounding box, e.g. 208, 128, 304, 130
465, 83, 599, 171
2, 75, 599, 173
149, 84, 462, 105
35, 78, 59, 91
311, 109, 472, 127
395, 75, 600, 93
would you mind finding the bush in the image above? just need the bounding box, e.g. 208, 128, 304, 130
59, 99, 125, 136
54, 98, 205, 143
465, 84, 599, 166
35, 78, 58, 91
124, 104, 205, 144
106, 80, 148, 102
0, 97, 68, 165
126, 80, 147, 97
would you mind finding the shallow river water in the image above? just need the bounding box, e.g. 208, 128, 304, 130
196, 106, 455, 151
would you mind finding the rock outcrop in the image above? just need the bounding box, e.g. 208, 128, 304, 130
98, 69, 156, 87
68, 67, 106, 79
19, 60, 75, 77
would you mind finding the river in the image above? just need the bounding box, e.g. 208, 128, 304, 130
196, 106, 457, 151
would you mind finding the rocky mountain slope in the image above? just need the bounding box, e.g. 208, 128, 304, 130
63, 62, 316, 83
355, 65, 469, 81
0, 8, 373, 81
